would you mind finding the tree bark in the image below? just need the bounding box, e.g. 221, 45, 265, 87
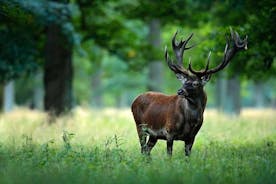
215, 75, 227, 112
147, 19, 163, 92
31, 72, 44, 110
91, 70, 103, 108
226, 76, 241, 115
253, 81, 265, 108
272, 98, 276, 108
116, 92, 130, 108
0, 85, 2, 111
44, 24, 73, 116
3, 81, 14, 112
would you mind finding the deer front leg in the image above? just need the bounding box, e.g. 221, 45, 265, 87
184, 137, 195, 156
166, 137, 174, 156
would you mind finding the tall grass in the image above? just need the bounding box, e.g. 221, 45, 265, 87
0, 108, 275, 184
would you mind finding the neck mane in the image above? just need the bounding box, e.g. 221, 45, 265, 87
184, 89, 207, 110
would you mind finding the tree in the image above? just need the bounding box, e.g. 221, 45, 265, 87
0, 0, 43, 111
0, 0, 76, 115
147, 19, 163, 91
3, 81, 14, 112
75, 0, 149, 106
0, 0, 42, 83
42, 0, 75, 116
210, 0, 276, 113
44, 23, 73, 115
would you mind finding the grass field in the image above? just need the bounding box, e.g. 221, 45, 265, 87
0, 108, 275, 184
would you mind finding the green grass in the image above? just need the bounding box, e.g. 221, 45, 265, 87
0, 108, 275, 184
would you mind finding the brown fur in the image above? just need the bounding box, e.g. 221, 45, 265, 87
131, 90, 207, 156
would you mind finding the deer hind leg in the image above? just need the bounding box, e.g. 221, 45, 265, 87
145, 136, 157, 155
136, 125, 148, 154
184, 137, 195, 156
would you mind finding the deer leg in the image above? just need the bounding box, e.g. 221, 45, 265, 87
184, 137, 195, 156
136, 127, 148, 154
145, 136, 157, 155
166, 137, 174, 156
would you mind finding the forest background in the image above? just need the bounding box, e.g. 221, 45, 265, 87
0, 0, 275, 116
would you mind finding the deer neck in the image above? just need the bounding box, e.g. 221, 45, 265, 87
183, 90, 206, 110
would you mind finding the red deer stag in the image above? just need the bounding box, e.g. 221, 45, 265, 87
131, 29, 247, 156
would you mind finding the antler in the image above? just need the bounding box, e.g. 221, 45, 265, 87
172, 31, 194, 65
188, 29, 248, 78
165, 31, 194, 76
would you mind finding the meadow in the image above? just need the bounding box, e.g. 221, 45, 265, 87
0, 108, 275, 184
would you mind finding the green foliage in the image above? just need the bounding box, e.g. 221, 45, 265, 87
73, 43, 147, 106
1, 0, 275, 107
0, 0, 77, 83
207, 0, 275, 80
243, 0, 276, 80
0, 1, 41, 82
0, 28, 40, 82
76, 0, 149, 69
0, 108, 275, 183
122, 0, 213, 26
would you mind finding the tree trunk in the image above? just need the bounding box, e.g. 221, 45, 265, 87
147, 19, 163, 92
215, 75, 227, 112
91, 70, 103, 108
44, 24, 73, 116
31, 72, 44, 110
272, 98, 276, 109
3, 81, 14, 112
116, 92, 130, 108
226, 76, 241, 115
0, 85, 3, 111
253, 81, 265, 108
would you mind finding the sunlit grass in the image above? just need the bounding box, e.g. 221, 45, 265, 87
0, 107, 275, 184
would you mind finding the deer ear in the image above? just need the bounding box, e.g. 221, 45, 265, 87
176, 73, 187, 84
201, 75, 211, 86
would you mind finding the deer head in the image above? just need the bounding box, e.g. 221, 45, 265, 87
165, 29, 248, 98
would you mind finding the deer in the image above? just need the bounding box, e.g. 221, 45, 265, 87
131, 29, 247, 156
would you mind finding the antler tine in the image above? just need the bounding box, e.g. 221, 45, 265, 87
244, 35, 248, 50
165, 31, 195, 76
231, 29, 248, 49
172, 31, 194, 65
189, 29, 247, 78
204, 51, 211, 72
172, 31, 179, 48
165, 46, 174, 67
188, 51, 212, 77
220, 43, 229, 69
165, 46, 189, 76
